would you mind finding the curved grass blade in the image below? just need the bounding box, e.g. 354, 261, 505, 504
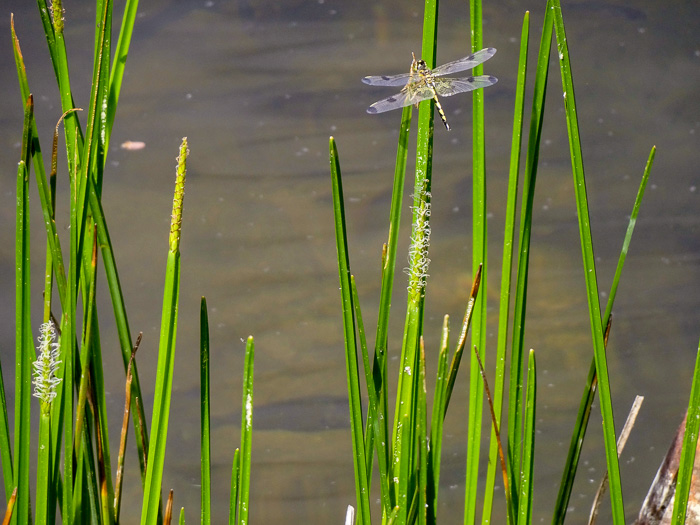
550, 1, 624, 521
427, 316, 450, 525
518, 350, 536, 525
552, 146, 656, 524
14, 94, 35, 525
509, 2, 554, 507
329, 137, 371, 525
483, 12, 530, 524
368, 103, 411, 517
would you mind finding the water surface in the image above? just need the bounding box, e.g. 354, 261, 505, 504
0, 0, 698, 523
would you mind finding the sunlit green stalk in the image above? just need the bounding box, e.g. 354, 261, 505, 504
329, 137, 372, 525
483, 12, 529, 525
237, 336, 255, 525
201, 298, 212, 525
14, 93, 34, 525
550, 1, 624, 521
141, 138, 189, 525
466, 0, 487, 520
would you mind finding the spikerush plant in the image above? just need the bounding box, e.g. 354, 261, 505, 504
327, 0, 699, 524
2, 2, 255, 524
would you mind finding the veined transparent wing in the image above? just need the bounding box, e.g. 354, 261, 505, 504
433, 75, 498, 97
366, 84, 436, 114
362, 72, 414, 87
431, 47, 497, 77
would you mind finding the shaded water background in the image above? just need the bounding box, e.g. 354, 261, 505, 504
0, 0, 698, 522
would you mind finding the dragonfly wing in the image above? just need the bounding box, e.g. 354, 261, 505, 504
367, 84, 436, 113
367, 91, 413, 113
433, 75, 498, 97
362, 72, 412, 87
431, 47, 497, 77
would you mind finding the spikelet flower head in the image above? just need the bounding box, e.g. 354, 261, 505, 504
33, 321, 62, 405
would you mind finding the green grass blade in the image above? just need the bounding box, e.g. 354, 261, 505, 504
550, 2, 624, 522
35, 410, 51, 525
388, 1, 438, 519
229, 448, 240, 525
141, 138, 189, 525
517, 350, 536, 525
200, 298, 212, 525
671, 336, 700, 525
237, 336, 255, 525
483, 12, 529, 525
552, 146, 655, 524
105, 0, 140, 150
466, 0, 488, 520
329, 136, 371, 525
36, 0, 83, 177
427, 316, 450, 525
89, 174, 151, 481
370, 104, 412, 517
509, 2, 554, 506
0, 353, 12, 500
352, 277, 391, 513
417, 342, 428, 525
14, 94, 34, 525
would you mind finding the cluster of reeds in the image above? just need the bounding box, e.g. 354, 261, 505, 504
2, 1, 253, 523
330, 0, 700, 524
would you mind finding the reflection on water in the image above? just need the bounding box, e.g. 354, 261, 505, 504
1, 0, 698, 523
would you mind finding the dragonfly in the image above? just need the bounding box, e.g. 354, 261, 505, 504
362, 47, 498, 131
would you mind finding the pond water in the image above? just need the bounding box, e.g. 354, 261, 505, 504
0, 0, 698, 523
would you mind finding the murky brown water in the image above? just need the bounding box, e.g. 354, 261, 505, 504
1, 0, 698, 523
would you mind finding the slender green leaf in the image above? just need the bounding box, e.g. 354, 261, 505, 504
509, 2, 553, 506
201, 298, 212, 525
518, 350, 536, 525
141, 138, 189, 525
466, 0, 488, 519
229, 448, 240, 525
550, 2, 624, 521
427, 316, 450, 525
552, 146, 655, 524
14, 94, 34, 525
483, 12, 529, 525
237, 336, 254, 525
329, 137, 371, 525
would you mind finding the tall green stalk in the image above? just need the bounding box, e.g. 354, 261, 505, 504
141, 138, 189, 525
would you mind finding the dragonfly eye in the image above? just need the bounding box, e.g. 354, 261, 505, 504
416, 60, 427, 70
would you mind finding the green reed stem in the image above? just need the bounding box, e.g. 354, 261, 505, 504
550, 1, 624, 521
509, 3, 553, 508
201, 298, 212, 525
14, 95, 34, 525
141, 138, 188, 525
552, 146, 656, 524
237, 336, 255, 525
330, 136, 372, 525
517, 350, 536, 525
482, 12, 530, 525
466, 0, 487, 521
